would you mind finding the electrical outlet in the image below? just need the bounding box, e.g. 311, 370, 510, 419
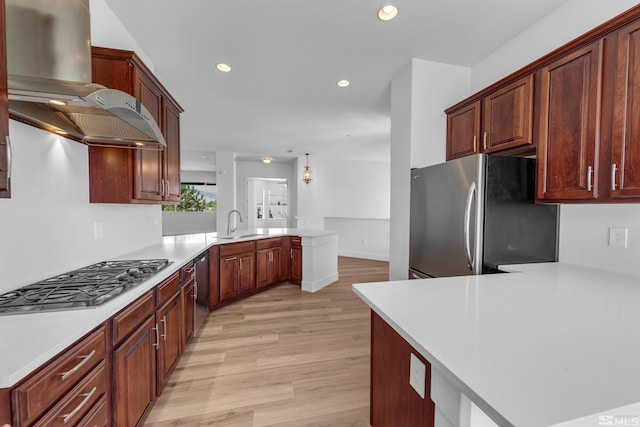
409, 353, 426, 399
609, 227, 628, 248
94, 222, 103, 240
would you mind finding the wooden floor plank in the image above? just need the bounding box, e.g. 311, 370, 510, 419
145, 257, 389, 427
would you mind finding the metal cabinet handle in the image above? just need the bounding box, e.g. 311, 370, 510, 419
5, 136, 11, 180
193, 280, 198, 299
240, 258, 243, 270
611, 164, 618, 190
463, 182, 476, 271
161, 315, 167, 341
61, 386, 97, 424
473, 135, 477, 152
587, 165, 593, 192
483, 132, 487, 151
59, 350, 96, 381
152, 324, 160, 350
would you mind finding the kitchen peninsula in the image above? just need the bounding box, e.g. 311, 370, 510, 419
0, 228, 338, 426
353, 263, 640, 426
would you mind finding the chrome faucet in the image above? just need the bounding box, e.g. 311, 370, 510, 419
227, 209, 244, 235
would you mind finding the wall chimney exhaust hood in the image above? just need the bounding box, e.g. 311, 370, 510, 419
5, 0, 166, 149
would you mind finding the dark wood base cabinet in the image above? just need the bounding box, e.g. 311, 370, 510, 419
371, 311, 435, 427
290, 237, 302, 285
0, 236, 305, 425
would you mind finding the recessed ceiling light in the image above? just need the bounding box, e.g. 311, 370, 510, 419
49, 99, 67, 106
337, 80, 350, 88
262, 157, 272, 164
216, 63, 232, 72
378, 5, 398, 21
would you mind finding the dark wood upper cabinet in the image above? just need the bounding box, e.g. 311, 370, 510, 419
446, 100, 481, 160
612, 19, 640, 199
444, 4, 640, 204
446, 75, 534, 161
483, 74, 534, 153
537, 41, 603, 201
163, 102, 182, 202
0, 0, 10, 199
89, 46, 183, 204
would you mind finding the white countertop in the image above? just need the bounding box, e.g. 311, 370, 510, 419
352, 263, 640, 427
0, 228, 337, 388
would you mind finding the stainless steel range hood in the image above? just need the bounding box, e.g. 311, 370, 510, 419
5, 0, 166, 149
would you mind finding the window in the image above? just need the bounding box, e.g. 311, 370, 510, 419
162, 183, 217, 212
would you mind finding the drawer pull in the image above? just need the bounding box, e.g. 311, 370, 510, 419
59, 350, 96, 381
161, 315, 167, 341
61, 386, 97, 424
153, 324, 160, 350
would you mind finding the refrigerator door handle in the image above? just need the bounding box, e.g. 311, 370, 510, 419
464, 181, 476, 270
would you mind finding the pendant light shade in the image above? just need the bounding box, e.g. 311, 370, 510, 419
302, 153, 312, 185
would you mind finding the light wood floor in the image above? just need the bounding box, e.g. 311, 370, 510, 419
145, 257, 389, 427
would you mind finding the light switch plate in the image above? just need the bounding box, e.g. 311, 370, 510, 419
409, 353, 426, 399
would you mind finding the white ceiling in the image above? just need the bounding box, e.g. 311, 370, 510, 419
103, 0, 570, 170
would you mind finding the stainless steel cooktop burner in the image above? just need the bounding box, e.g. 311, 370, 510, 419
0, 259, 170, 315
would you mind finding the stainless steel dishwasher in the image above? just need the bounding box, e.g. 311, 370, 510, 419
194, 250, 210, 336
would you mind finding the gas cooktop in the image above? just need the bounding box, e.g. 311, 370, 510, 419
0, 259, 170, 315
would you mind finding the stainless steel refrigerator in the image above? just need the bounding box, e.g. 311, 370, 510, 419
409, 154, 559, 278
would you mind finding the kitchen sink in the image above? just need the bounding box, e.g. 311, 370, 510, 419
218, 233, 266, 240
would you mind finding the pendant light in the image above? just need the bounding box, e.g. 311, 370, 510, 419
302, 153, 312, 185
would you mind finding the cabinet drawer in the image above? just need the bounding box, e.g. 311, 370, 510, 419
180, 261, 195, 283
290, 236, 301, 247
33, 362, 107, 427
220, 241, 255, 256
77, 394, 108, 427
256, 237, 282, 250
112, 291, 154, 346
12, 326, 106, 426
156, 272, 180, 306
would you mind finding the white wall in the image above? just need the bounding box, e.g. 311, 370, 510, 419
0, 121, 162, 292
389, 59, 472, 279
215, 152, 237, 234
470, 0, 640, 276
295, 155, 392, 260
89, 0, 155, 71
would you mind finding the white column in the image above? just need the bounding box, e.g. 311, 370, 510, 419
389, 59, 471, 280
215, 151, 237, 235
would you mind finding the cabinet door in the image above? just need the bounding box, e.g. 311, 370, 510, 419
371, 312, 435, 426
291, 245, 302, 285
271, 247, 282, 283
0, 0, 10, 199
483, 74, 534, 153
238, 252, 256, 294
133, 72, 163, 202
209, 245, 220, 308
163, 101, 181, 202
156, 292, 182, 394
113, 316, 156, 427
612, 20, 640, 199
220, 256, 239, 301
181, 281, 195, 349
537, 41, 603, 201
256, 248, 270, 288
446, 100, 481, 160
